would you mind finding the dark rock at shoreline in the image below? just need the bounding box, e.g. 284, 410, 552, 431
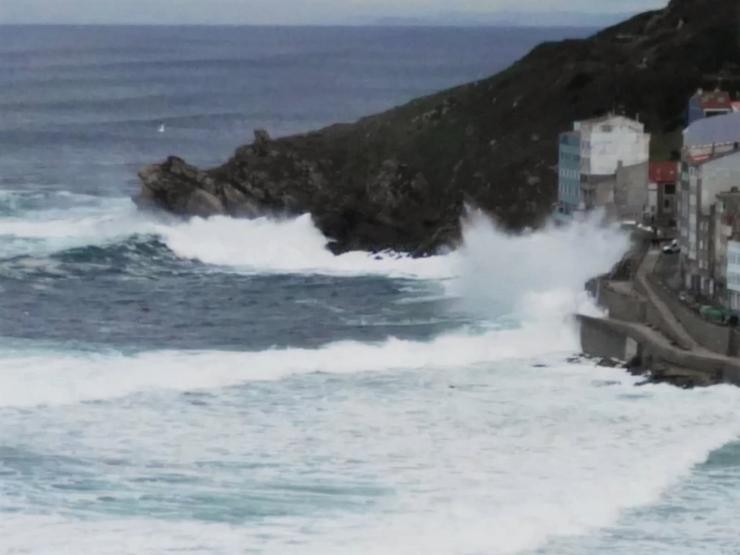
136, 0, 739, 254
627, 356, 722, 389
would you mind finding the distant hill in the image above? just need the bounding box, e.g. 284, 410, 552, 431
137, 0, 740, 255
364, 11, 637, 28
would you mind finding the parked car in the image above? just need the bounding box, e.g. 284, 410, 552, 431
662, 239, 680, 254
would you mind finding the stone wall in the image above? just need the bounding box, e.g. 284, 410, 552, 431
579, 315, 634, 361
598, 282, 646, 322
579, 315, 740, 385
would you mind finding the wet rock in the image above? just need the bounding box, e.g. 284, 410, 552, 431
597, 357, 625, 369
186, 189, 225, 217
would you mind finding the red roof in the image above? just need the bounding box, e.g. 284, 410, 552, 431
649, 161, 678, 183
693, 90, 732, 110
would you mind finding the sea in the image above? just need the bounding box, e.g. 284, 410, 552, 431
1, 25, 740, 555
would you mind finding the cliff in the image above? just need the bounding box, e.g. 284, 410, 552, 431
136, 0, 740, 254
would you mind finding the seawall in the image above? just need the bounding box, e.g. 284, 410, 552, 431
579, 314, 740, 386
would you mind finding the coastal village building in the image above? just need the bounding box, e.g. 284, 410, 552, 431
683, 112, 740, 161
557, 115, 650, 220
727, 238, 740, 311
648, 161, 679, 226
713, 189, 740, 309
614, 161, 649, 222
678, 112, 740, 298
558, 131, 581, 212
687, 89, 733, 124
677, 148, 740, 296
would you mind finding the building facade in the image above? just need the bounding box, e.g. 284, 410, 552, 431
678, 150, 740, 297
648, 161, 678, 226
683, 112, 740, 161
713, 190, 740, 308
557, 115, 650, 221
727, 240, 740, 311
615, 161, 649, 222
687, 89, 732, 125
576, 115, 650, 176
557, 131, 582, 214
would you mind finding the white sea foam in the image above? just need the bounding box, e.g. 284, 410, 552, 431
0, 194, 453, 278
152, 213, 456, 279
453, 209, 629, 318
0, 195, 151, 259
1, 361, 739, 555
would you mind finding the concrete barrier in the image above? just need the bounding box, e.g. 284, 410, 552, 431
598, 283, 646, 323
579, 315, 740, 385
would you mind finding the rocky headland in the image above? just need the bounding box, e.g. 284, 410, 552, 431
136, 0, 739, 255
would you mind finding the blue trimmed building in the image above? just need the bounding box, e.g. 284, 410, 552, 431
557, 131, 582, 214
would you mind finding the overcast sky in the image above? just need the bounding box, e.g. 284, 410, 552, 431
0, 0, 668, 25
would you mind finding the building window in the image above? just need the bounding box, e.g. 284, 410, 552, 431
664, 184, 675, 195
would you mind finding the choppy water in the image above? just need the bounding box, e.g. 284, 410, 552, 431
1, 25, 739, 554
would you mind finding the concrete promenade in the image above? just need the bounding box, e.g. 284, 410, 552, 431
580, 247, 740, 386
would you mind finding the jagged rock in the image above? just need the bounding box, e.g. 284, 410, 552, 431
253, 129, 271, 156
135, 0, 739, 254
186, 189, 225, 218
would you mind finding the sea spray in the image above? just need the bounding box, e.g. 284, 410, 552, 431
451, 209, 630, 325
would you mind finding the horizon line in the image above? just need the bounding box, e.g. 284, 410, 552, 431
0, 21, 603, 29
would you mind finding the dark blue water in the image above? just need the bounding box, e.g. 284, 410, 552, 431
0, 25, 590, 195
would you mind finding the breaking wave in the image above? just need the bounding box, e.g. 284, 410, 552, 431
0, 319, 576, 408
0, 206, 630, 408
0, 193, 453, 279
0, 191, 629, 286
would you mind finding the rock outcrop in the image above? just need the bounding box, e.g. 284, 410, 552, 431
136, 0, 739, 254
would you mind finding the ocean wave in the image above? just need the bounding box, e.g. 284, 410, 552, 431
0, 193, 455, 279
0, 193, 627, 285
0, 196, 152, 260
0, 317, 579, 408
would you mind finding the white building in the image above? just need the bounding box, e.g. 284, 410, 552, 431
575, 115, 650, 177
557, 114, 650, 221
